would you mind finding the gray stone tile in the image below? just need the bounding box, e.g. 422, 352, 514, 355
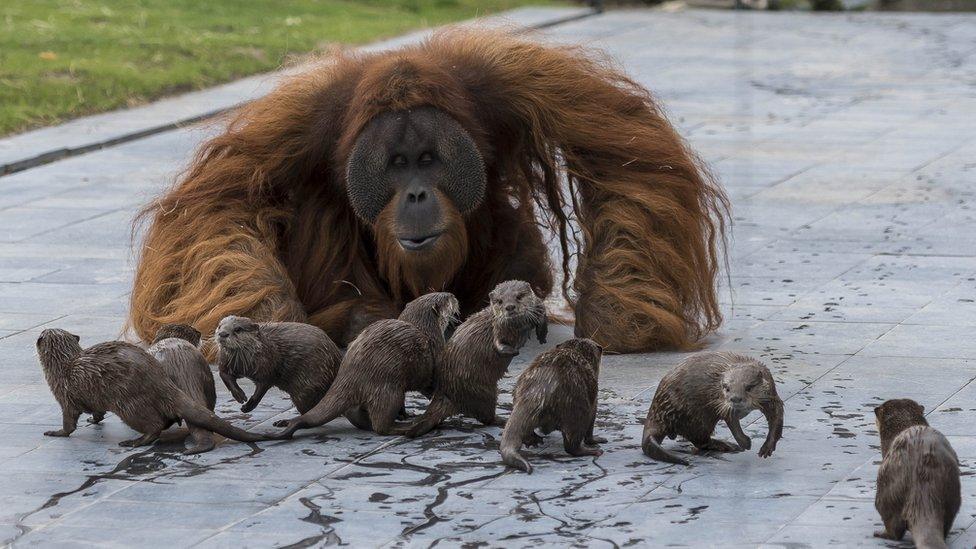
860, 324, 976, 359
0, 207, 113, 243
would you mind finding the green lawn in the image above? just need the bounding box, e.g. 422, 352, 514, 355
0, 0, 562, 136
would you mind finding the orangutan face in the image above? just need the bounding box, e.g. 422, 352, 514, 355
346, 106, 485, 251
345, 107, 486, 296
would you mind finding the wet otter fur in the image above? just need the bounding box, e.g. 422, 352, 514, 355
215, 316, 342, 425
874, 398, 960, 549
148, 324, 218, 454
402, 280, 548, 438
642, 351, 784, 466
276, 292, 459, 438
152, 323, 202, 347
36, 328, 275, 447
499, 338, 604, 474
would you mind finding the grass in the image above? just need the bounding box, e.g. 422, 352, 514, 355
0, 0, 563, 136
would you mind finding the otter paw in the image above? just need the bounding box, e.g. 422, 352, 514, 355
241, 401, 257, 413
758, 443, 776, 458
586, 435, 608, 444
272, 419, 291, 428
44, 429, 70, 437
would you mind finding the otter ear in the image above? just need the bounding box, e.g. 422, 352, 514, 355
73, 334, 80, 343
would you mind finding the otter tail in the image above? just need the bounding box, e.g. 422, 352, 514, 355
642, 421, 689, 466
909, 516, 948, 549
276, 390, 352, 439
499, 404, 537, 474
184, 426, 216, 455
176, 394, 276, 443
401, 395, 455, 438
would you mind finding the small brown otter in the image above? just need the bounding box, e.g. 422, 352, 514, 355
499, 338, 605, 474
215, 317, 342, 424
276, 292, 459, 438
36, 329, 276, 447
874, 398, 960, 548
402, 280, 548, 437
148, 324, 218, 454
642, 352, 784, 466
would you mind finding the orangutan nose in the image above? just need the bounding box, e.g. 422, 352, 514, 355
397, 183, 443, 251
406, 188, 428, 204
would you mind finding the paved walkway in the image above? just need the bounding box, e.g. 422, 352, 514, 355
1, 7, 975, 548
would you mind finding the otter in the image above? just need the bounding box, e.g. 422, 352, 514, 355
215, 317, 342, 425
642, 351, 784, 466
148, 324, 218, 454
36, 329, 275, 447
499, 338, 605, 474
874, 398, 960, 548
401, 280, 548, 438
276, 292, 459, 438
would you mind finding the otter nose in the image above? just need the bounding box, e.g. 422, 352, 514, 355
505, 304, 516, 313
730, 396, 743, 405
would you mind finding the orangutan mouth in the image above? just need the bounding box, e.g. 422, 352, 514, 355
397, 232, 443, 251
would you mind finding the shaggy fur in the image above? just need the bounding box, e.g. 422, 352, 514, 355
130, 29, 729, 353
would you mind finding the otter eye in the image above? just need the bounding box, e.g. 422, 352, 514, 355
516, 292, 527, 300
722, 383, 730, 391
391, 154, 407, 167
233, 326, 243, 334
418, 151, 434, 165
746, 382, 760, 391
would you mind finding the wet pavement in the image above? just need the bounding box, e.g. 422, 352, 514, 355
1, 6, 975, 548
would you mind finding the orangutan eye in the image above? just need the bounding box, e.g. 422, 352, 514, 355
391, 154, 407, 167
418, 151, 434, 165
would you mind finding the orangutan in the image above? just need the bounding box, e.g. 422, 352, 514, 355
130, 29, 729, 353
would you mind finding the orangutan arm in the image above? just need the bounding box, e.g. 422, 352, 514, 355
130, 209, 305, 344
440, 31, 729, 352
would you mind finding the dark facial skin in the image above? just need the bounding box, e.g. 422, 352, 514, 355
346, 107, 486, 252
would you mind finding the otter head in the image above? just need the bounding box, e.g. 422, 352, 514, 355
489, 280, 540, 320
35, 328, 82, 367
398, 291, 460, 337
874, 398, 927, 457
720, 361, 768, 415
153, 323, 202, 347
214, 316, 262, 355
557, 338, 604, 370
